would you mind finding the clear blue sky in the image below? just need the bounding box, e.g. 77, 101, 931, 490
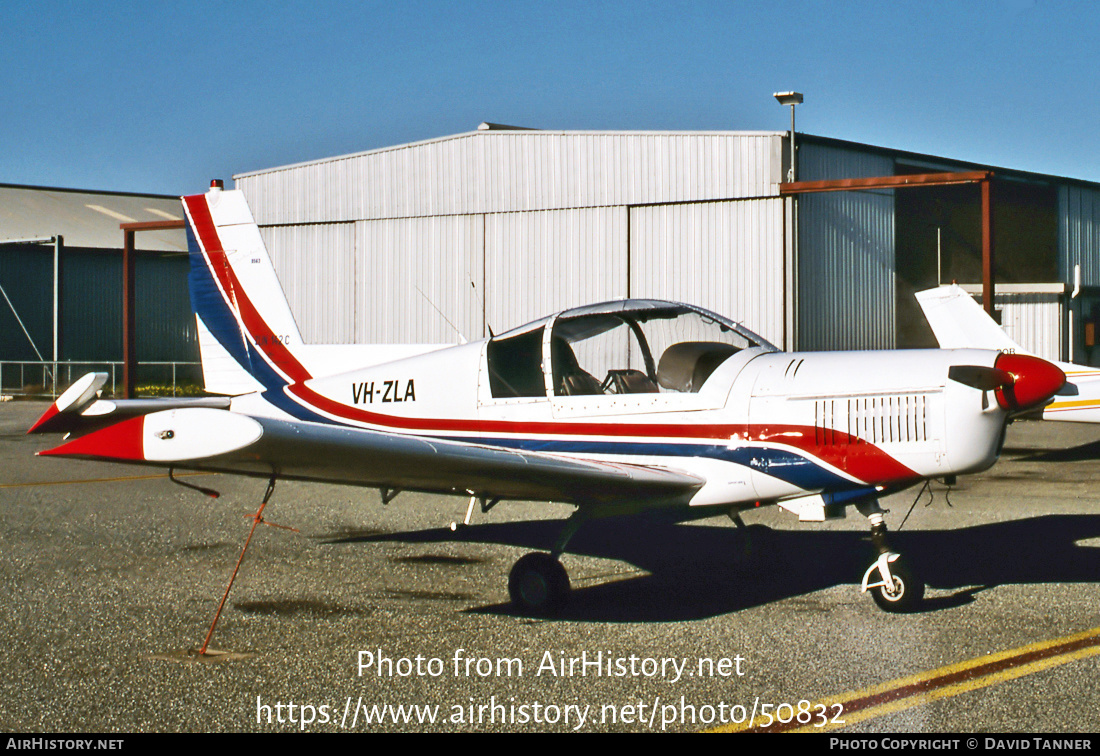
2, 0, 1097, 195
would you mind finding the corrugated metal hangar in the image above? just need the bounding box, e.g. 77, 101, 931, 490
6, 124, 1100, 397
235, 124, 1100, 365
0, 184, 197, 392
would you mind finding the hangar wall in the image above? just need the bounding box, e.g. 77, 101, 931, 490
237, 131, 783, 221
240, 131, 792, 348
0, 185, 197, 391
238, 129, 1100, 361
1059, 184, 1100, 363
0, 246, 196, 368
1061, 185, 1100, 285
795, 142, 896, 351
628, 199, 786, 343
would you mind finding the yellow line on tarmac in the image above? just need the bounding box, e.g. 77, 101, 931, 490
0, 471, 215, 489
711, 625, 1100, 733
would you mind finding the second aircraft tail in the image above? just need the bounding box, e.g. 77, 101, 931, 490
914, 284, 1026, 355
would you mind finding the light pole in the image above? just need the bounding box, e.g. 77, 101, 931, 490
773, 91, 803, 182
774, 91, 803, 353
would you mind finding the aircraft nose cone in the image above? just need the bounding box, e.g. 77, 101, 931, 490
993, 353, 1066, 411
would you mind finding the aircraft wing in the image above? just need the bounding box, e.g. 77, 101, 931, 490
36, 407, 705, 509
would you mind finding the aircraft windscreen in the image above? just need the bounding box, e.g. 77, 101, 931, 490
551, 305, 771, 396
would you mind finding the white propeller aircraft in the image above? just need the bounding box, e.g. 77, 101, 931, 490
28, 185, 1067, 615
917, 284, 1100, 423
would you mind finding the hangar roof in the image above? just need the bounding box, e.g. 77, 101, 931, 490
233, 128, 788, 224
233, 127, 785, 179
0, 183, 186, 251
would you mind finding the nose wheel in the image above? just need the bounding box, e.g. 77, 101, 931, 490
857, 500, 925, 613
862, 552, 923, 612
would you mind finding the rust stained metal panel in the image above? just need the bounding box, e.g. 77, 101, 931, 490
628, 199, 786, 347
781, 170, 992, 195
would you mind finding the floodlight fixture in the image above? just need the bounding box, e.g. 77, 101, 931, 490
773, 91, 803, 181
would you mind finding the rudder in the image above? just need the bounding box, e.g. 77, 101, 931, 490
183, 184, 312, 395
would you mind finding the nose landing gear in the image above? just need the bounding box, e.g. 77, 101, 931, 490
857, 501, 924, 612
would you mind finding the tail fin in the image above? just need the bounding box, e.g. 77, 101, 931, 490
182, 185, 311, 395
914, 284, 1028, 354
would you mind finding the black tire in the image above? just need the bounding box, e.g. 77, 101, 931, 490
508, 553, 570, 615
870, 558, 924, 613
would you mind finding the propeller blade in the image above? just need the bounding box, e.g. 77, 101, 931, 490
948, 365, 1012, 391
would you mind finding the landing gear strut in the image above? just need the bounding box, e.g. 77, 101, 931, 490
857, 500, 924, 613
508, 509, 588, 615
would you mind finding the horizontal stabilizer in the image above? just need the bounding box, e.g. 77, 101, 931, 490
27, 372, 108, 434
28, 372, 231, 436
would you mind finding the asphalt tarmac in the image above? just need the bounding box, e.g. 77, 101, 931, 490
3, 400, 1100, 733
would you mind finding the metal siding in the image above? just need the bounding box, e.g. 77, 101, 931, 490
135, 255, 198, 363
628, 199, 786, 346
354, 215, 484, 344
0, 245, 51, 360
68, 251, 114, 356
236, 132, 784, 225
995, 293, 1062, 362
484, 207, 627, 333
1060, 184, 1100, 287
0, 246, 194, 365
263, 224, 357, 343
796, 143, 896, 351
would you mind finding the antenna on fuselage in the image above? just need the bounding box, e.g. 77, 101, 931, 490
414, 286, 467, 344
470, 280, 494, 337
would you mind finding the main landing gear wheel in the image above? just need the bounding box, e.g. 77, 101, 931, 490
865, 554, 925, 613
509, 553, 570, 615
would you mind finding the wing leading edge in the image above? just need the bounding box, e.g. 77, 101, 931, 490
38, 407, 704, 509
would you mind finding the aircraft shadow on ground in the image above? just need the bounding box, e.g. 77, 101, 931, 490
1003, 439, 1100, 463
325, 513, 1100, 622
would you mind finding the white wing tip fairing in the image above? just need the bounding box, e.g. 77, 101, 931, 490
38, 408, 264, 463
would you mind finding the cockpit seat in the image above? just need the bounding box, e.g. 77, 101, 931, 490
657, 342, 740, 393
602, 369, 659, 394
552, 339, 604, 396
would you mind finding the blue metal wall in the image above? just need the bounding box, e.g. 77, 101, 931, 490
795, 142, 896, 351
0, 245, 197, 373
